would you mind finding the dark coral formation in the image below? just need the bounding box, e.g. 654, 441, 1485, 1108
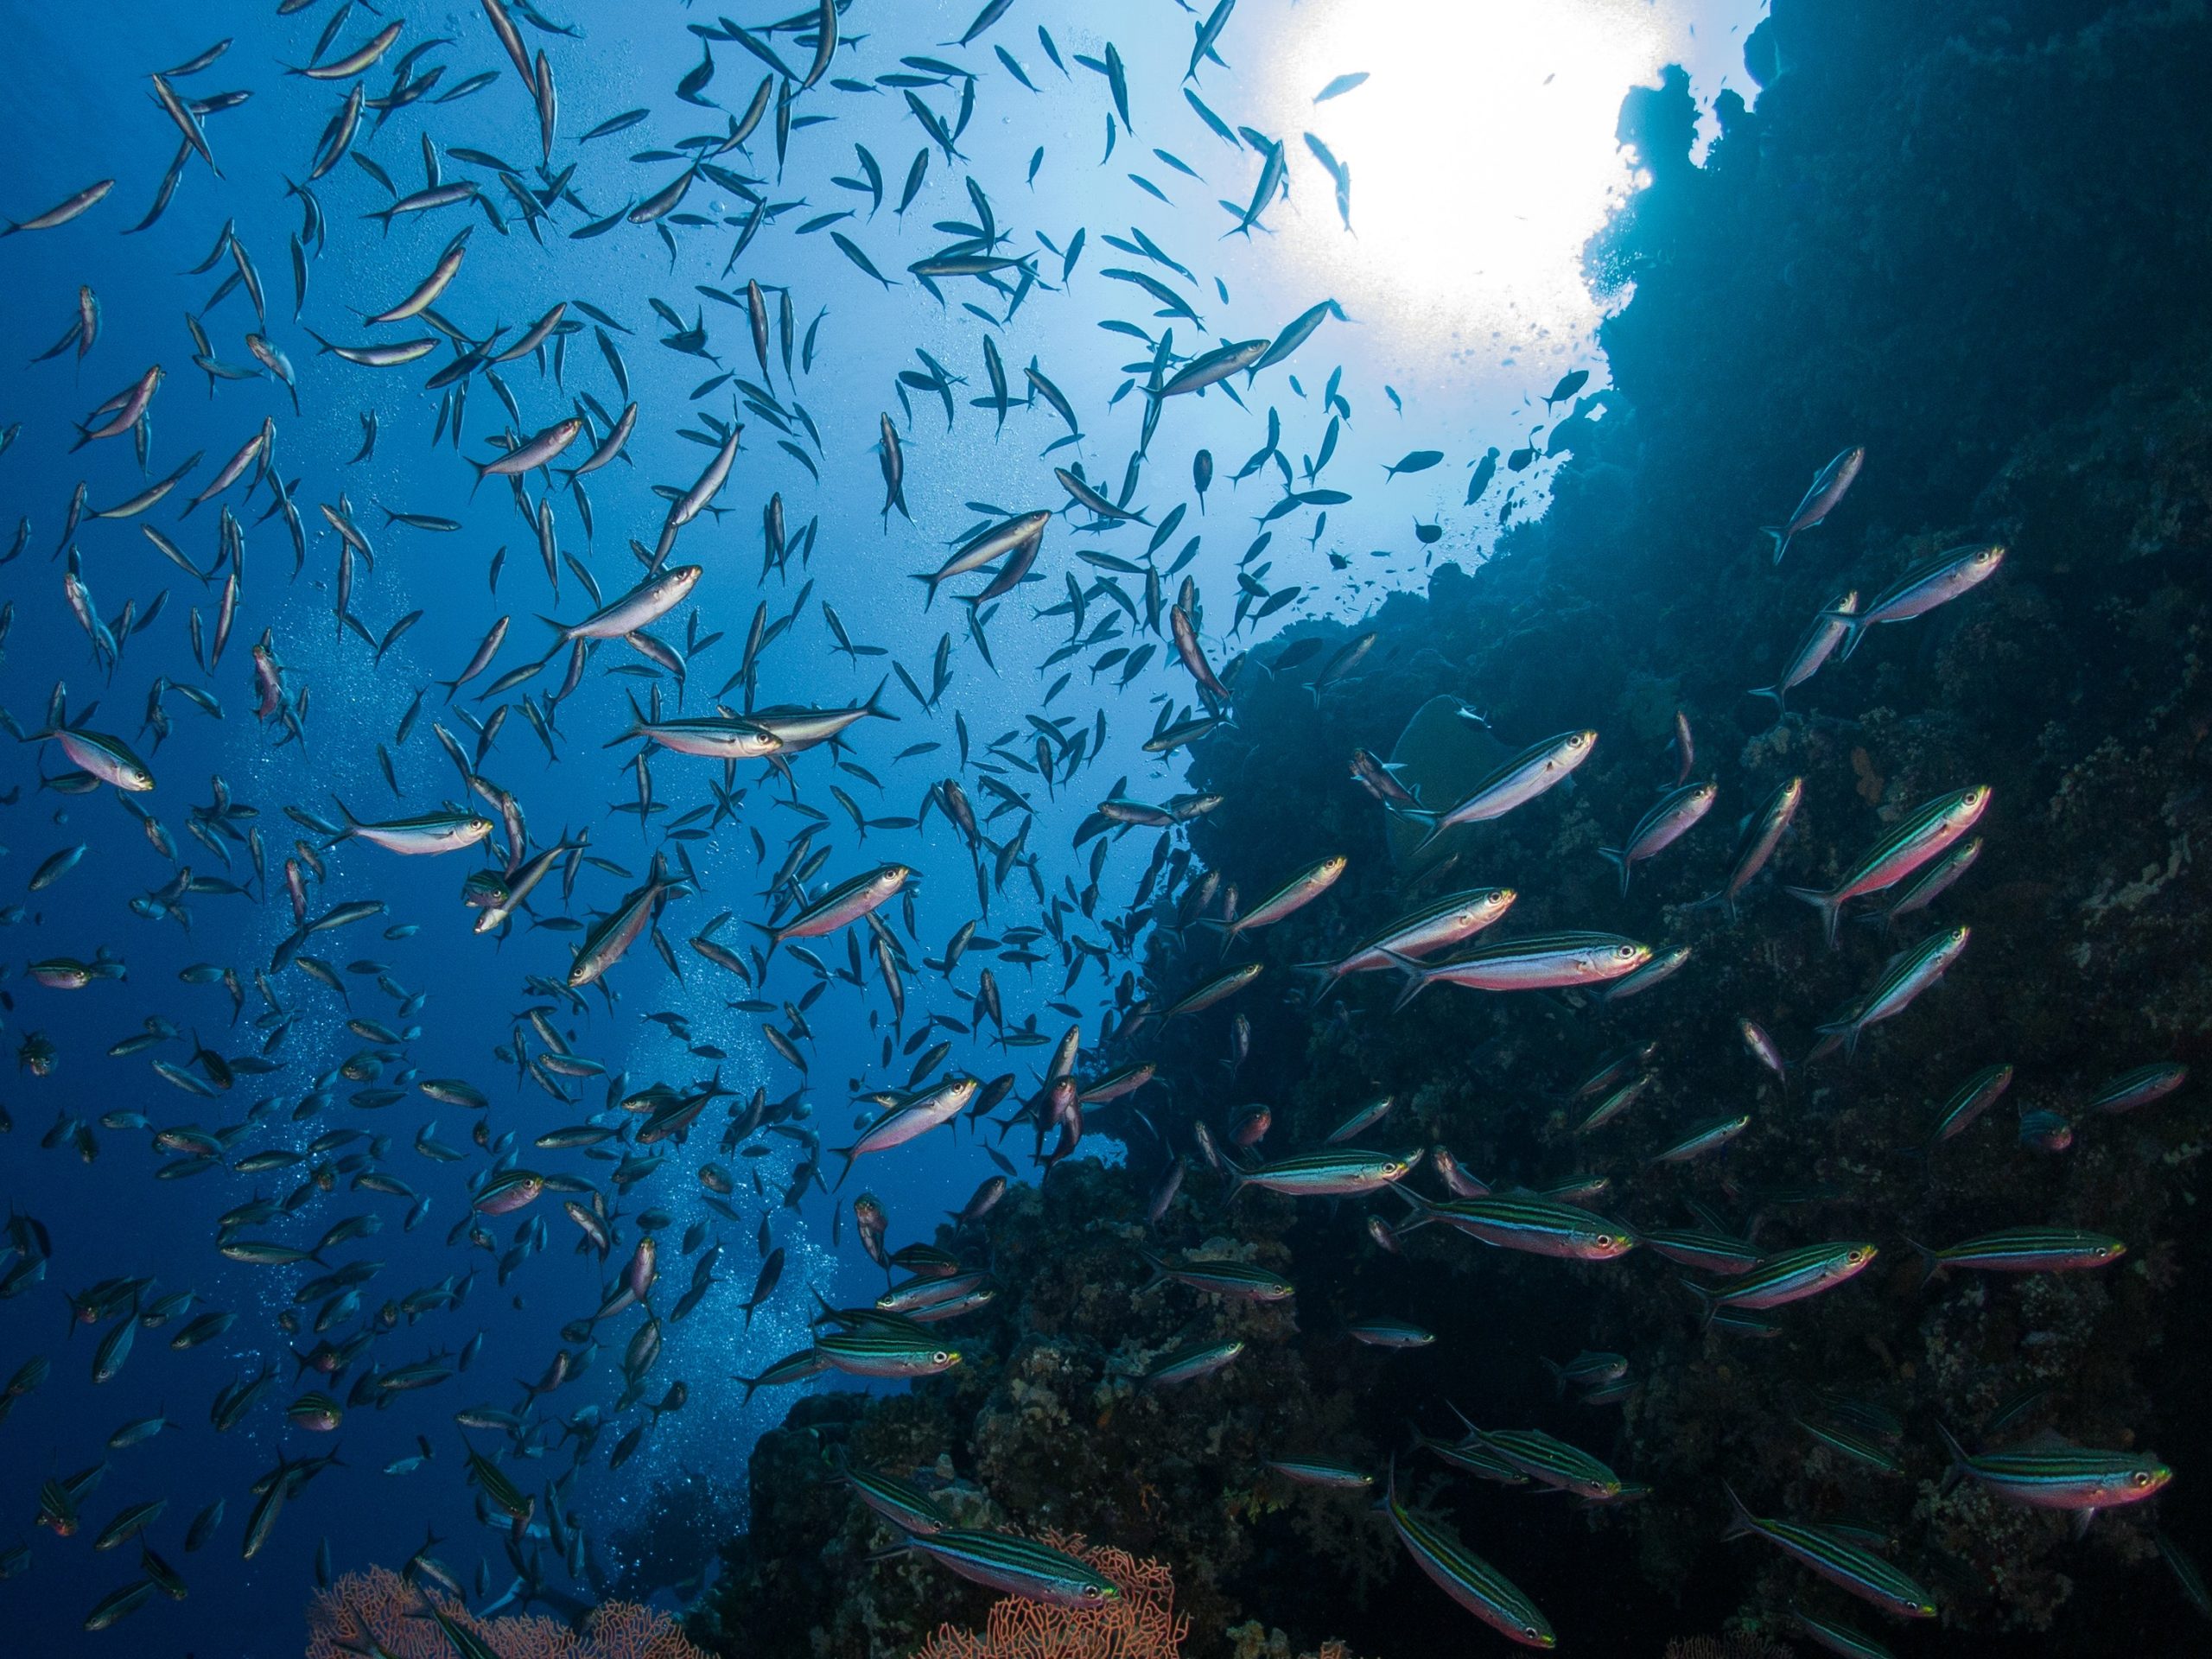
690, 1, 2212, 1652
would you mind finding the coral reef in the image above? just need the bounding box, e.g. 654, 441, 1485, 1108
910, 1535, 1188, 1659
306, 1567, 708, 1659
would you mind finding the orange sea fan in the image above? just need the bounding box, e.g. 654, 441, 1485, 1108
305, 1566, 709, 1659
910, 1534, 1191, 1659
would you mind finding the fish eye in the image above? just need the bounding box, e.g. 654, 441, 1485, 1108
1597, 1235, 1618, 1249
933, 1351, 950, 1363
2132, 1471, 2152, 1487
1849, 1249, 1870, 1264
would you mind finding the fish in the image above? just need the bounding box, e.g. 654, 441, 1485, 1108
1909, 1227, 2125, 1279
1399, 730, 1597, 854
1786, 788, 1989, 944
1722, 1485, 1935, 1617
1383, 932, 1652, 1008
1381, 1461, 1554, 1648
1691, 778, 1803, 918
1301, 889, 1517, 986
1394, 1189, 1637, 1262
2086, 1062, 2188, 1114
1137, 1338, 1244, 1388
1749, 591, 1859, 713
1685, 1242, 1878, 1321
1136, 1250, 1293, 1301
1763, 445, 1866, 563
881, 1528, 1121, 1607
1599, 781, 1717, 895
1812, 925, 1970, 1060
1221, 1147, 1421, 1201
1828, 543, 2006, 658
1935, 1424, 2171, 1514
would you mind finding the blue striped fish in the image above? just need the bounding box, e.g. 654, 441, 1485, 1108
1382, 1461, 1555, 1647
1722, 1485, 1936, 1618
885, 1527, 1122, 1607
1936, 1424, 2171, 1513
1395, 1186, 1637, 1261
1685, 1242, 1877, 1322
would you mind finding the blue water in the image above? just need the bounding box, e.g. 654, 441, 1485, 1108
0, 2, 1766, 1653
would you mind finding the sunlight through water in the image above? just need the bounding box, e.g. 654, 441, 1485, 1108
1251, 0, 1728, 356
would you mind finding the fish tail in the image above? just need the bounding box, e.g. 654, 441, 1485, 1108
1720, 1481, 1758, 1540
861, 676, 893, 721
1906, 1239, 1943, 1287
1378, 947, 1427, 1012
1135, 1249, 1173, 1292
1826, 610, 1867, 661
1599, 847, 1630, 897
1783, 885, 1843, 947
1745, 683, 1785, 715
1680, 1277, 1719, 1331
1934, 1421, 1970, 1475
1388, 1183, 1435, 1234
1763, 527, 1789, 564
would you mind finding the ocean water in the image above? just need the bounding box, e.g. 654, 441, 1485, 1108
3, 2, 2207, 1656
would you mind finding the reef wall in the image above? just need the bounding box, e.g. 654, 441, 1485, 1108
689, 2, 2212, 1652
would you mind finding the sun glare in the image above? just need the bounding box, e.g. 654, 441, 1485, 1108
1255, 0, 1675, 354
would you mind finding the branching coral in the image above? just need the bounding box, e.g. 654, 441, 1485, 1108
910, 1535, 1190, 1659
305, 1567, 708, 1659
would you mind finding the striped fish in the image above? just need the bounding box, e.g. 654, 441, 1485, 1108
1914, 1063, 2012, 1154
1224, 1147, 1422, 1200
1383, 1462, 1556, 1647
1573, 1073, 1652, 1135
1786, 786, 1989, 944
1136, 1250, 1294, 1302
2088, 1062, 2188, 1114
1403, 729, 1597, 855
1387, 931, 1652, 1009
1412, 1432, 1529, 1485
1541, 1351, 1629, 1393
1722, 1485, 1936, 1618
1936, 1424, 2171, 1512
887, 1527, 1122, 1607
812, 1329, 962, 1379
1346, 1317, 1433, 1350
843, 1466, 950, 1535
1796, 1417, 1904, 1477
1599, 780, 1717, 895
1647, 1113, 1751, 1166
1324, 1094, 1397, 1143
1686, 1242, 1877, 1321
1453, 1413, 1623, 1500
1749, 590, 1858, 712
1645, 1230, 1760, 1282
1793, 1605, 1900, 1659
1909, 1226, 2125, 1280
1567, 1042, 1660, 1099
1395, 1187, 1637, 1262
1868, 833, 1980, 928
1813, 926, 1969, 1060
1308, 889, 1518, 983
1691, 776, 1804, 917
1827, 542, 2005, 658
1138, 1338, 1244, 1388
1265, 1457, 1374, 1490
